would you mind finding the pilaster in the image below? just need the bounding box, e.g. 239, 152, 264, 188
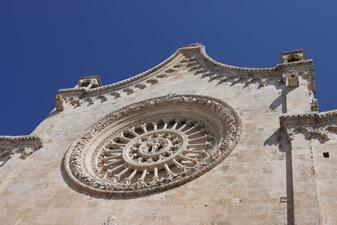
280, 114, 318, 225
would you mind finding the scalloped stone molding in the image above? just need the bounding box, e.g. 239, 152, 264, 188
0, 135, 43, 166
280, 110, 337, 142
280, 110, 337, 126
63, 94, 241, 198
55, 43, 316, 111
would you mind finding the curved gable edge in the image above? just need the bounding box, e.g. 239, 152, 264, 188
55, 44, 316, 111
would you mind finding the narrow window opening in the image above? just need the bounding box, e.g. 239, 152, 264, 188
287, 55, 301, 62
280, 196, 287, 203
323, 152, 330, 158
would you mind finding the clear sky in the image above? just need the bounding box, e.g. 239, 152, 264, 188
1, 1, 336, 135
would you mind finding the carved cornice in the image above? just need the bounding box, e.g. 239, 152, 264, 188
188, 44, 313, 74
55, 43, 316, 111
56, 47, 185, 110
0, 135, 43, 166
280, 110, 337, 142
58, 48, 183, 96
280, 110, 337, 127
195, 45, 315, 95
198, 45, 288, 74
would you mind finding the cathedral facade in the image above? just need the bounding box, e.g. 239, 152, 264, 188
0, 44, 336, 225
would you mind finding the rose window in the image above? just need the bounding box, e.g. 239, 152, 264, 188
96, 119, 215, 185
64, 95, 240, 197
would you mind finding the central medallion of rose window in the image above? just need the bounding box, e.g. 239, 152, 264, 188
122, 131, 185, 170
64, 95, 240, 197
97, 121, 213, 185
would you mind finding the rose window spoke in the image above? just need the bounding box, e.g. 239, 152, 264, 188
95, 119, 213, 186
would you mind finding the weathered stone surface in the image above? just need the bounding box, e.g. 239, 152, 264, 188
0, 44, 335, 225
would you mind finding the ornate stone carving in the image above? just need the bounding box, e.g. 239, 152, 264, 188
57, 73, 171, 110
326, 124, 337, 133
280, 110, 337, 127
175, 45, 312, 90
282, 70, 299, 88
56, 47, 184, 111
101, 217, 116, 225
280, 110, 337, 142
0, 135, 43, 166
63, 95, 241, 197
287, 126, 329, 141
56, 44, 315, 111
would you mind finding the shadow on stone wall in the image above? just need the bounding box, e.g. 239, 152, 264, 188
264, 129, 294, 225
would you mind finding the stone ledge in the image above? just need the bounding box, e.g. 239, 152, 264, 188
0, 135, 43, 166
280, 110, 337, 128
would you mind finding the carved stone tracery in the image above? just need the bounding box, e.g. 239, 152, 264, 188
63, 95, 241, 197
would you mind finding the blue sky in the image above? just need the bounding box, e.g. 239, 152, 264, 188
1, 1, 336, 135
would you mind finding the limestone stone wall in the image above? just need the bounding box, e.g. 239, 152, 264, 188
0, 44, 334, 225
312, 135, 337, 225
281, 111, 337, 225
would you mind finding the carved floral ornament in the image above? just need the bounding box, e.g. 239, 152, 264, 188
63, 95, 241, 197
286, 125, 337, 142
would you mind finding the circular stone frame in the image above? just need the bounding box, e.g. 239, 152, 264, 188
63, 94, 241, 198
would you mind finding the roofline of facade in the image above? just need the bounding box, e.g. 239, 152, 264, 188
57, 43, 316, 97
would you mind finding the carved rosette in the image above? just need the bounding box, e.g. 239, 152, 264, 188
63, 95, 241, 197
